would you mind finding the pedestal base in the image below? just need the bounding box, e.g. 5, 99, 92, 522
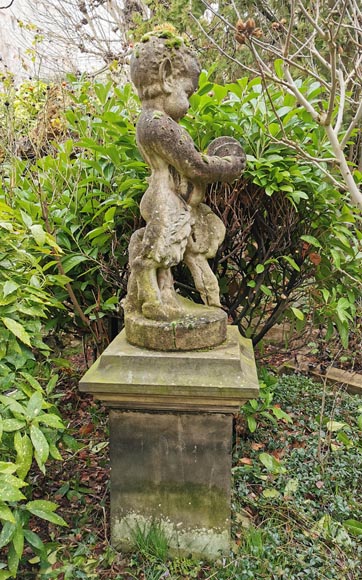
124, 297, 227, 351
79, 327, 259, 559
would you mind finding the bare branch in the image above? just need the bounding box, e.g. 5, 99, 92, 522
189, 12, 259, 78
324, 40, 337, 125
284, 67, 320, 121
283, 0, 295, 57
334, 67, 346, 135
230, 0, 241, 21
199, 0, 237, 31
0, 0, 15, 8
341, 99, 362, 149
297, 0, 327, 40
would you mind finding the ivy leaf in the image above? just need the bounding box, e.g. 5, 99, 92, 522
357, 415, 362, 431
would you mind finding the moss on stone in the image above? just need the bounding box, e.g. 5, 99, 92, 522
118, 481, 229, 529
140, 24, 184, 47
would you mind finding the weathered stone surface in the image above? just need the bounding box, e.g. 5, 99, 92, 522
80, 325, 259, 558
110, 410, 232, 559
122, 29, 246, 344
125, 296, 227, 351
79, 326, 259, 412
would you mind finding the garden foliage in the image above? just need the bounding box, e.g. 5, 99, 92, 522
0, 202, 67, 578
1, 71, 360, 349
0, 66, 361, 576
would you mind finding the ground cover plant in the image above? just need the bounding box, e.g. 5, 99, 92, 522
8, 363, 362, 579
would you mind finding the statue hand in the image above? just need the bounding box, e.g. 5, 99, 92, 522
207, 136, 246, 178
207, 136, 245, 159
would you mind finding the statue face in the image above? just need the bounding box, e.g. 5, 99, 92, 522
162, 75, 194, 120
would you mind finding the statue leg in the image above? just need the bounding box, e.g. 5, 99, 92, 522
184, 252, 222, 308
124, 229, 163, 318
157, 268, 183, 318
125, 227, 185, 321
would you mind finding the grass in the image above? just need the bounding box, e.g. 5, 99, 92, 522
17, 372, 362, 579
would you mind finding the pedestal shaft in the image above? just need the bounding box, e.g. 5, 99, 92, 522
110, 411, 232, 558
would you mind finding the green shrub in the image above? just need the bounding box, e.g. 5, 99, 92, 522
184, 72, 361, 345
1, 72, 360, 349
1, 79, 147, 351
0, 201, 67, 578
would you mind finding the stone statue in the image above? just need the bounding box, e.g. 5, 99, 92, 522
123, 28, 246, 350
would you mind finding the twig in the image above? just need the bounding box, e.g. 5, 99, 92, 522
188, 12, 258, 78
283, 0, 295, 57
340, 98, 362, 149
334, 67, 345, 135
324, 39, 337, 126
199, 0, 238, 32
0, 0, 15, 8
297, 0, 327, 39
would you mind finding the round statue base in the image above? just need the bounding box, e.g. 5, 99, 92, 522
124, 298, 227, 351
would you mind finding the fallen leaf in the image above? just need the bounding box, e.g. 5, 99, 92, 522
251, 442, 265, 451
270, 449, 285, 460
235, 509, 252, 528
79, 423, 94, 436
239, 457, 253, 465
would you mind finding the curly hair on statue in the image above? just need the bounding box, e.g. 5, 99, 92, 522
130, 29, 200, 100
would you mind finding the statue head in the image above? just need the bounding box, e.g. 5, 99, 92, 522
130, 28, 201, 116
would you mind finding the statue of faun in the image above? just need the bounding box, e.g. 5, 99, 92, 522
123, 29, 246, 334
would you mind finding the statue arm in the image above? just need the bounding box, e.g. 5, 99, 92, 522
137, 114, 245, 184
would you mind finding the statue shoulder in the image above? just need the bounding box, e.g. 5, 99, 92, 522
137, 111, 188, 147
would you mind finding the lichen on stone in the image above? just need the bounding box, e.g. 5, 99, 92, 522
140, 23, 184, 46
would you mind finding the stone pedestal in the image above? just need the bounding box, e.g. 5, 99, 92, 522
79, 327, 259, 559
